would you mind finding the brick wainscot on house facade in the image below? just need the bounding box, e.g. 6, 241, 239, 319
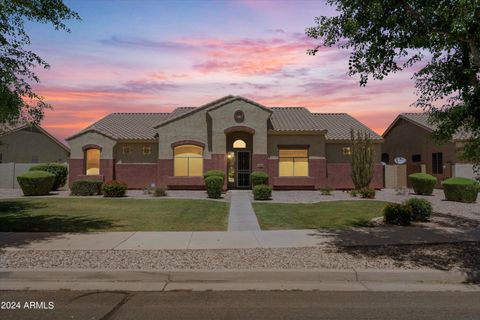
66, 96, 383, 190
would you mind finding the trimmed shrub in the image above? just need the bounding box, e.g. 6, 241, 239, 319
442, 177, 479, 203
102, 180, 128, 197
408, 173, 437, 195
319, 186, 334, 195
404, 198, 432, 221
251, 171, 269, 187
358, 187, 376, 199
70, 180, 103, 196
253, 184, 272, 200
205, 176, 223, 199
383, 203, 412, 226
29, 163, 68, 190
17, 170, 55, 196
153, 187, 167, 197
203, 170, 225, 181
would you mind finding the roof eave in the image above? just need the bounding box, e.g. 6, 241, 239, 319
65, 128, 117, 141
268, 129, 328, 135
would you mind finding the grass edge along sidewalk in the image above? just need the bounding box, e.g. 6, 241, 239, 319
0, 198, 229, 232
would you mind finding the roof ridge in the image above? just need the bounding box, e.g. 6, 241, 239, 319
312, 112, 348, 115
270, 106, 306, 109
110, 112, 171, 115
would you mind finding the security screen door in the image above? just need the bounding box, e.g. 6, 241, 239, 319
236, 151, 251, 188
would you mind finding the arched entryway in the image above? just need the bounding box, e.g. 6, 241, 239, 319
226, 131, 253, 189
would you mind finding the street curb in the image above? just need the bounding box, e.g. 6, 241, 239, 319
0, 268, 479, 285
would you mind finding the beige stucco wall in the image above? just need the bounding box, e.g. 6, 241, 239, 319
267, 134, 326, 158
114, 142, 158, 163
156, 99, 271, 159
0, 127, 69, 163
209, 100, 271, 155
326, 142, 382, 163
68, 131, 117, 159
157, 110, 210, 159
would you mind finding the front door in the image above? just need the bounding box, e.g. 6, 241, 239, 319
236, 151, 251, 188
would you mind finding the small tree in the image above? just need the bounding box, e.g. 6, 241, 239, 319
350, 129, 375, 189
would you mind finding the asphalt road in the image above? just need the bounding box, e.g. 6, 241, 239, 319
1, 290, 480, 320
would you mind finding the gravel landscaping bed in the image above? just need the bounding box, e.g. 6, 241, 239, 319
265, 189, 480, 222
2, 242, 479, 271
0, 189, 230, 202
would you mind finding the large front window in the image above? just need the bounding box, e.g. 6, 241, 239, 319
85, 149, 100, 175
278, 149, 308, 177
174, 145, 203, 176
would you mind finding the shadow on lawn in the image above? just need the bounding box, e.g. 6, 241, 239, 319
315, 214, 480, 282
0, 200, 119, 233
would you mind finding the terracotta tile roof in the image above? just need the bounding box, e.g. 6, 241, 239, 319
66, 113, 170, 141
385, 113, 470, 141
312, 113, 383, 141
269, 107, 323, 131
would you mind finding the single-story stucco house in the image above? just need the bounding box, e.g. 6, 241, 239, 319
66, 95, 383, 190
382, 113, 476, 183
0, 124, 70, 164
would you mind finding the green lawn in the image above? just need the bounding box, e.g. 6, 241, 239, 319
0, 198, 229, 232
252, 200, 389, 230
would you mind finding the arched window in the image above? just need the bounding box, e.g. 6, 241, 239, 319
85, 149, 100, 175
233, 139, 246, 149
174, 145, 203, 176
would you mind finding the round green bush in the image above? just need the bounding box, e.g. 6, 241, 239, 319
205, 176, 223, 199
29, 163, 68, 190
253, 184, 272, 200
403, 198, 432, 221
251, 171, 269, 187
442, 177, 479, 203
383, 203, 412, 226
17, 170, 55, 196
102, 180, 128, 197
408, 173, 437, 195
70, 180, 103, 196
203, 170, 225, 181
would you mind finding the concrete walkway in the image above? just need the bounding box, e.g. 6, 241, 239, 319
1, 227, 480, 251
227, 190, 261, 231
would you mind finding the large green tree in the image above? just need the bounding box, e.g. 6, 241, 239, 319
0, 0, 80, 125
306, 1, 480, 171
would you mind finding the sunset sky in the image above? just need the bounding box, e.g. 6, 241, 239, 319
27, 0, 420, 142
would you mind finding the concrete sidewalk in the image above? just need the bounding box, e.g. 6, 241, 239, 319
1, 226, 480, 251
228, 190, 261, 231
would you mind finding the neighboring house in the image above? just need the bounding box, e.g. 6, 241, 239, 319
0, 124, 70, 164
382, 113, 476, 184
67, 95, 383, 190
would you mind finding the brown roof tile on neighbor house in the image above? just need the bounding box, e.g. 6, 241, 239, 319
312, 113, 383, 141
269, 107, 324, 131
66, 113, 170, 141
385, 113, 470, 141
